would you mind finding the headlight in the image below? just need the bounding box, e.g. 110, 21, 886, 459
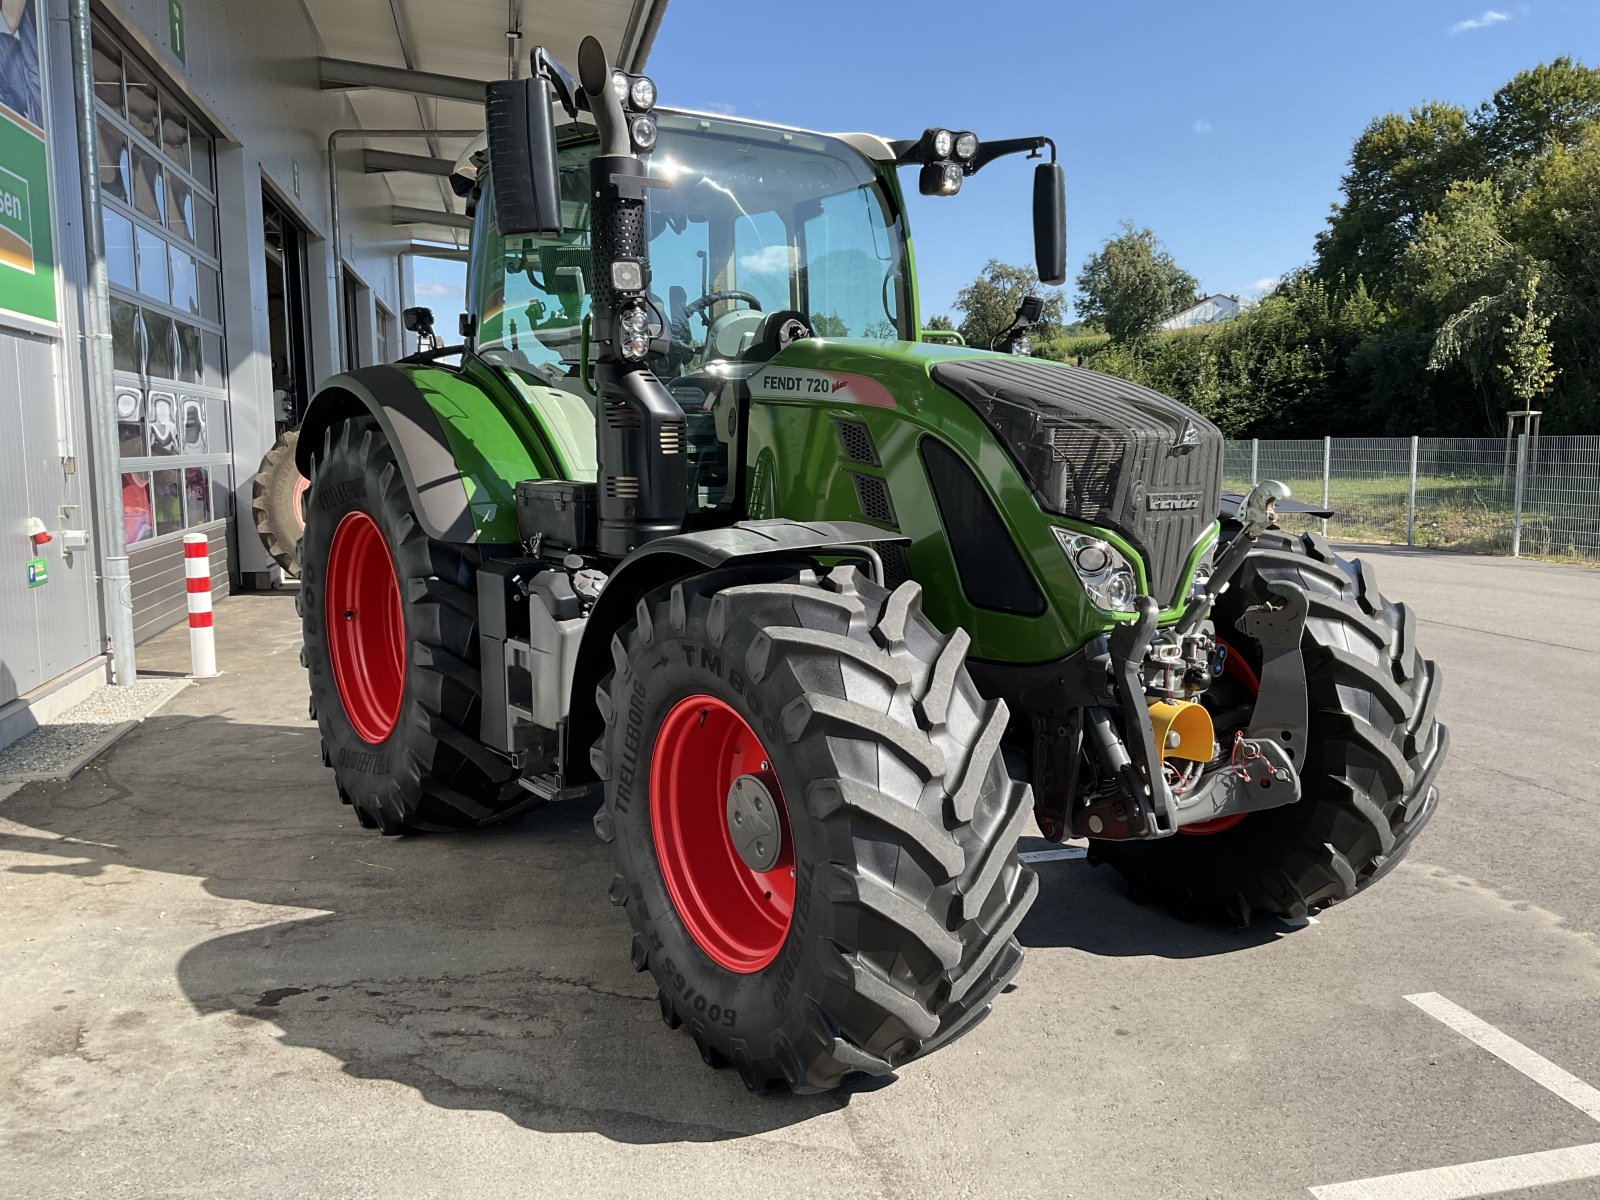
629, 75, 656, 111
611, 70, 630, 105
941, 162, 963, 193
954, 132, 979, 160
629, 114, 658, 151
620, 332, 650, 360
931, 128, 954, 158
619, 304, 649, 334
1054, 529, 1140, 613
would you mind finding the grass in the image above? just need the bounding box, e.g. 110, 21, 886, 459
1221, 470, 1600, 564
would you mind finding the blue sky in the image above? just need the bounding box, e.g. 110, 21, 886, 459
411, 0, 1600, 326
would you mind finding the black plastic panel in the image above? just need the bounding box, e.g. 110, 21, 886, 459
929, 358, 1222, 603
850, 472, 896, 527
921, 438, 1046, 617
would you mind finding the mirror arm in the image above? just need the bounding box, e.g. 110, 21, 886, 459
971, 135, 1056, 173
531, 46, 582, 118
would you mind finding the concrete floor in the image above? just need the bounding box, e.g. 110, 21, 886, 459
4, 546, 1600, 1199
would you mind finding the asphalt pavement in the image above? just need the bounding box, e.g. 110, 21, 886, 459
3, 544, 1599, 1199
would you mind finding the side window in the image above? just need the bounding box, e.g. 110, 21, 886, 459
472, 166, 593, 380
732, 210, 792, 314
803, 187, 899, 338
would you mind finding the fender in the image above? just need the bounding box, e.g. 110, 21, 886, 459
562, 520, 910, 787
294, 364, 554, 544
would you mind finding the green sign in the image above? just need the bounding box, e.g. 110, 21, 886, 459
0, 0, 56, 327
168, 0, 186, 64
26, 557, 48, 587
291, 158, 301, 199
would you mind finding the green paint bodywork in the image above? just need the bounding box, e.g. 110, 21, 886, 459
743, 337, 1216, 664
335, 139, 1214, 668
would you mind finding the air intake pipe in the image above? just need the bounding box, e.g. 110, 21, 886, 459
575, 36, 686, 557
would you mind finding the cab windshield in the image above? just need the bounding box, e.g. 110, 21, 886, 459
469, 111, 911, 383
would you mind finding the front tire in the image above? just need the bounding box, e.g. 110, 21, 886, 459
1091, 531, 1448, 922
595, 567, 1038, 1092
298, 418, 530, 833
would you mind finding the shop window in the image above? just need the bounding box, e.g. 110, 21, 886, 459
122, 473, 154, 543
92, 34, 123, 114
116, 389, 144, 456
166, 171, 193, 242
133, 150, 164, 223
185, 468, 211, 525
135, 227, 169, 302
143, 311, 176, 378
201, 332, 224, 388
147, 391, 180, 456
197, 263, 219, 322
169, 246, 198, 315
124, 58, 159, 142
97, 118, 129, 204
192, 197, 216, 255
190, 130, 213, 192
104, 210, 136, 290
176, 323, 203, 384
161, 105, 189, 171
180, 398, 208, 454
109, 299, 141, 373
152, 469, 185, 536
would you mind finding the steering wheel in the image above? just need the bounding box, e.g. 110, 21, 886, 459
682, 290, 763, 325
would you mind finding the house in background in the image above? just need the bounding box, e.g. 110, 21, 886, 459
1163, 293, 1242, 330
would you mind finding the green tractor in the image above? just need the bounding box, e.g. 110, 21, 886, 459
293, 37, 1447, 1092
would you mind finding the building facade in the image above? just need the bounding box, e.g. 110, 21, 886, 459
0, 0, 664, 744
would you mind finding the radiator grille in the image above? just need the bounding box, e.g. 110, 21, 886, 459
834, 418, 880, 466
850, 472, 897, 527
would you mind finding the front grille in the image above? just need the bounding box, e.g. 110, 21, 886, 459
850, 472, 897, 526
929, 358, 1222, 605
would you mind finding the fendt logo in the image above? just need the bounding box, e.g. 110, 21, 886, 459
1146, 491, 1203, 512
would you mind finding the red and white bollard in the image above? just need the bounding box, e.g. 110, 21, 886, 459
184, 532, 219, 678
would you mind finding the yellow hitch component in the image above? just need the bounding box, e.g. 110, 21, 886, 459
1148, 698, 1216, 763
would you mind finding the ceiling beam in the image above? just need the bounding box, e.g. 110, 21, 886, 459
364, 149, 456, 176
392, 205, 472, 230
320, 57, 487, 104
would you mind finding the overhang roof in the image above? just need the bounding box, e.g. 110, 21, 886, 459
303, 0, 667, 244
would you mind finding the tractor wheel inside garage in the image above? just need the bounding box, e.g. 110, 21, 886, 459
251, 429, 309, 576
297, 417, 531, 833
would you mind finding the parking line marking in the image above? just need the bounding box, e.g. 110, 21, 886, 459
1017, 846, 1087, 864
1404, 992, 1600, 1123
1308, 1142, 1600, 1200
1310, 996, 1600, 1198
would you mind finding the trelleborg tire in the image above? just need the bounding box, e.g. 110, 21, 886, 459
297, 418, 530, 833
252, 429, 308, 576
1090, 530, 1448, 922
593, 566, 1039, 1092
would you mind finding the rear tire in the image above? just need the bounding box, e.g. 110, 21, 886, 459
1091, 531, 1448, 922
298, 418, 531, 833
252, 429, 308, 576
595, 567, 1038, 1092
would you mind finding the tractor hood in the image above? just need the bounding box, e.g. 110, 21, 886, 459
925, 354, 1223, 603
751, 339, 1222, 604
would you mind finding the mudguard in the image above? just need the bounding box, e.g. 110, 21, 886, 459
294, 364, 552, 544
563, 520, 910, 787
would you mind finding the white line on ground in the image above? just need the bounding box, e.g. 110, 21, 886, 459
1017, 846, 1088, 864
1309, 1142, 1600, 1200
1309, 994, 1600, 1198
1405, 992, 1600, 1123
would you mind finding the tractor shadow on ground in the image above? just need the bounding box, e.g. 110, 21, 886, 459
0, 715, 864, 1144
1014, 838, 1286, 958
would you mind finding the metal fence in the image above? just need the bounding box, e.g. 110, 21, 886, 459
1222, 435, 1600, 564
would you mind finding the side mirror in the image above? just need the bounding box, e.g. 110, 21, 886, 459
1033, 161, 1066, 286
1018, 295, 1044, 324
484, 76, 562, 236
402, 306, 434, 335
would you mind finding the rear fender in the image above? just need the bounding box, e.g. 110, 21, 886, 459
294, 364, 551, 544
563, 520, 909, 786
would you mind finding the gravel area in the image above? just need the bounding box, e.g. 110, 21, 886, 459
0, 678, 189, 782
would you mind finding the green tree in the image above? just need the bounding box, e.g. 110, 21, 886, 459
1313, 103, 1481, 295
951, 259, 1065, 349
1499, 272, 1560, 405
1474, 58, 1600, 180
809, 312, 849, 337
1074, 223, 1200, 343
924, 313, 955, 331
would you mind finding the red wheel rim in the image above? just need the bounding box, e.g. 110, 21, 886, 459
650, 695, 794, 973
324, 511, 405, 744
1179, 639, 1260, 836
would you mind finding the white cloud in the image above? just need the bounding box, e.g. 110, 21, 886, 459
699, 101, 738, 116
1450, 9, 1510, 33
1192, 119, 1213, 135
738, 244, 795, 275
413, 279, 460, 299
1247, 276, 1281, 296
